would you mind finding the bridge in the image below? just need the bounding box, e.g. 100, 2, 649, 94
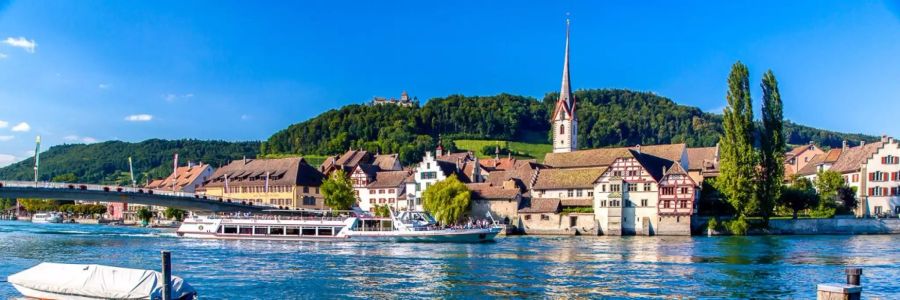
0, 180, 272, 213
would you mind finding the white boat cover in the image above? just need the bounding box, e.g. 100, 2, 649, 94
7, 262, 197, 300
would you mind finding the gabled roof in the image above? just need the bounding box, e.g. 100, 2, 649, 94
823, 149, 843, 163
437, 152, 472, 163
830, 142, 884, 174
372, 154, 400, 171
533, 167, 606, 190
518, 198, 560, 213
367, 170, 410, 189
796, 154, 826, 176
485, 160, 539, 191
664, 161, 688, 176
686, 147, 717, 171
543, 144, 685, 169
786, 144, 820, 158
145, 164, 211, 191
205, 157, 323, 187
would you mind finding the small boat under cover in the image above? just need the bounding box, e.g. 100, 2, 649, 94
7, 262, 197, 300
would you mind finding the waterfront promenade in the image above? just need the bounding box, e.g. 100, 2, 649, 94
1, 220, 899, 299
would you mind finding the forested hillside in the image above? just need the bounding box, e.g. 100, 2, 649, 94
0, 139, 259, 184
264, 88, 876, 164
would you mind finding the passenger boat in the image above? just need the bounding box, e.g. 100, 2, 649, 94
176, 210, 501, 243
31, 212, 63, 224
7, 262, 197, 300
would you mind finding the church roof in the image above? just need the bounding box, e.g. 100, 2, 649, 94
552, 19, 576, 121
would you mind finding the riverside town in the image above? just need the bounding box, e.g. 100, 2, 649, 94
1, 2, 899, 299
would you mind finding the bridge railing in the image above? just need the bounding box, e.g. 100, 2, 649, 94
0, 180, 279, 209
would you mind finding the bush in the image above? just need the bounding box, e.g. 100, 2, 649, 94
725, 217, 750, 235
809, 201, 836, 219
560, 207, 594, 215
707, 218, 719, 231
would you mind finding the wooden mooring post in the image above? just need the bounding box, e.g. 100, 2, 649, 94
161, 251, 172, 300
817, 267, 862, 300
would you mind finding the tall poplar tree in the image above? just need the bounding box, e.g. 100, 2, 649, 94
758, 70, 785, 225
716, 61, 758, 218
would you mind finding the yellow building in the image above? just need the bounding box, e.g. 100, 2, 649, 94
201, 157, 325, 210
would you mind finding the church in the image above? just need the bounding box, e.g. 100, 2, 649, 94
516, 19, 699, 236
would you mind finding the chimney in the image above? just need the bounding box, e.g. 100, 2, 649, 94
243, 156, 248, 165
860, 140, 866, 147
188, 161, 193, 168
842, 140, 848, 151
882, 135, 889, 143
662, 165, 667, 175
636, 144, 642, 154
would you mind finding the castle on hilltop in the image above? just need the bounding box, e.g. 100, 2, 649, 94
370, 91, 418, 107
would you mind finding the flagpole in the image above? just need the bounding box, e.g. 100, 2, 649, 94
172, 153, 178, 191
33, 136, 41, 184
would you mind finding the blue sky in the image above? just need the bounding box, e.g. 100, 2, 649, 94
1, 1, 899, 166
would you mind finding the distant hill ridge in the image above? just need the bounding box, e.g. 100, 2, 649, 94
0, 89, 877, 183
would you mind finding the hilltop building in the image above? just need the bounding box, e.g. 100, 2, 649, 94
370, 91, 417, 107
201, 157, 325, 209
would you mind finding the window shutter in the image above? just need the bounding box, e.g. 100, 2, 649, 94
884, 187, 889, 196
869, 173, 875, 181
868, 188, 874, 196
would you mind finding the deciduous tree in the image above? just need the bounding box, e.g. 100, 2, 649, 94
422, 175, 471, 225
321, 170, 355, 210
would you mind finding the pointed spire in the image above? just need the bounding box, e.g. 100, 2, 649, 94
553, 17, 575, 121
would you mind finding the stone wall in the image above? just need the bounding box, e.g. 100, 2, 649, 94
656, 215, 691, 236
693, 216, 900, 235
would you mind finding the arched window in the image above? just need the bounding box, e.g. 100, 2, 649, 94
559, 124, 565, 135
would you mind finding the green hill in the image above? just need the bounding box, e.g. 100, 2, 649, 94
0, 139, 260, 184
263, 88, 877, 165
454, 140, 552, 162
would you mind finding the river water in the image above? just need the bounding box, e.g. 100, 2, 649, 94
1, 221, 898, 299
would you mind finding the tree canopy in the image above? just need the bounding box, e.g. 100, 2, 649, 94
321, 170, 356, 210
757, 70, 785, 225
717, 62, 758, 219
422, 175, 471, 225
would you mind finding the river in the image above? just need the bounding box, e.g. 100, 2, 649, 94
1, 221, 898, 299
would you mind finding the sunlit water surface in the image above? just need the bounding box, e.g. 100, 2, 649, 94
1, 221, 898, 299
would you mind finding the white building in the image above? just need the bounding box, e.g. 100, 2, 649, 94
351, 165, 410, 212
404, 147, 483, 211
860, 136, 900, 217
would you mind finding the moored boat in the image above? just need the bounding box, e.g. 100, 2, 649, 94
176, 210, 500, 243
31, 212, 62, 224
7, 262, 197, 300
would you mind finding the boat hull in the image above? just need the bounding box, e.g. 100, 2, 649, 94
178, 228, 501, 243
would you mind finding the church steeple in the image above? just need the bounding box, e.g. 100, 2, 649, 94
552, 17, 578, 153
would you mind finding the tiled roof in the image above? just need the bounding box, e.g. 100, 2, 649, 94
686, 147, 717, 171
796, 154, 826, 176
631, 150, 680, 181
533, 167, 606, 190
787, 144, 817, 157
437, 152, 472, 163
830, 142, 884, 174
543, 144, 685, 169
335, 150, 371, 167
823, 149, 843, 163
145, 164, 211, 191
479, 157, 517, 171
205, 157, 323, 187
372, 154, 400, 171
664, 161, 688, 176
367, 170, 410, 188
518, 198, 560, 213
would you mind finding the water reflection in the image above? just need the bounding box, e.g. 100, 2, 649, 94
1, 221, 899, 299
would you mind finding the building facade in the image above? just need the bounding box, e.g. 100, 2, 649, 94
201, 157, 325, 210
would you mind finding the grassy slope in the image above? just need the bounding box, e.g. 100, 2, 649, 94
454, 139, 552, 162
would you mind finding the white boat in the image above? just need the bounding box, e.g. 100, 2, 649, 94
177, 210, 501, 243
31, 212, 63, 224
7, 262, 197, 300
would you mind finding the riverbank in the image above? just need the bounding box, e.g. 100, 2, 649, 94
695, 216, 900, 235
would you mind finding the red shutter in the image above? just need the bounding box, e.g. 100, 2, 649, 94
869, 173, 875, 181
868, 188, 874, 196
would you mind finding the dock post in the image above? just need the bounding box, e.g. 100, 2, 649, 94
816, 267, 862, 300
161, 251, 172, 300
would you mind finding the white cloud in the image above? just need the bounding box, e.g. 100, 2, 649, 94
98, 83, 111, 89
0, 154, 16, 167
240, 114, 251, 121
11, 122, 30, 132
64, 135, 79, 141
0, 120, 7, 128
163, 93, 194, 102
3, 37, 37, 53
0, 135, 13, 142
82, 137, 98, 143
0, 53, 7, 59
125, 114, 153, 122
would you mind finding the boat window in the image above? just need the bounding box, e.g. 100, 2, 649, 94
302, 228, 317, 236
223, 226, 238, 234
270, 227, 285, 235
238, 227, 252, 235
254, 227, 268, 235
286, 227, 301, 235
318, 227, 334, 236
